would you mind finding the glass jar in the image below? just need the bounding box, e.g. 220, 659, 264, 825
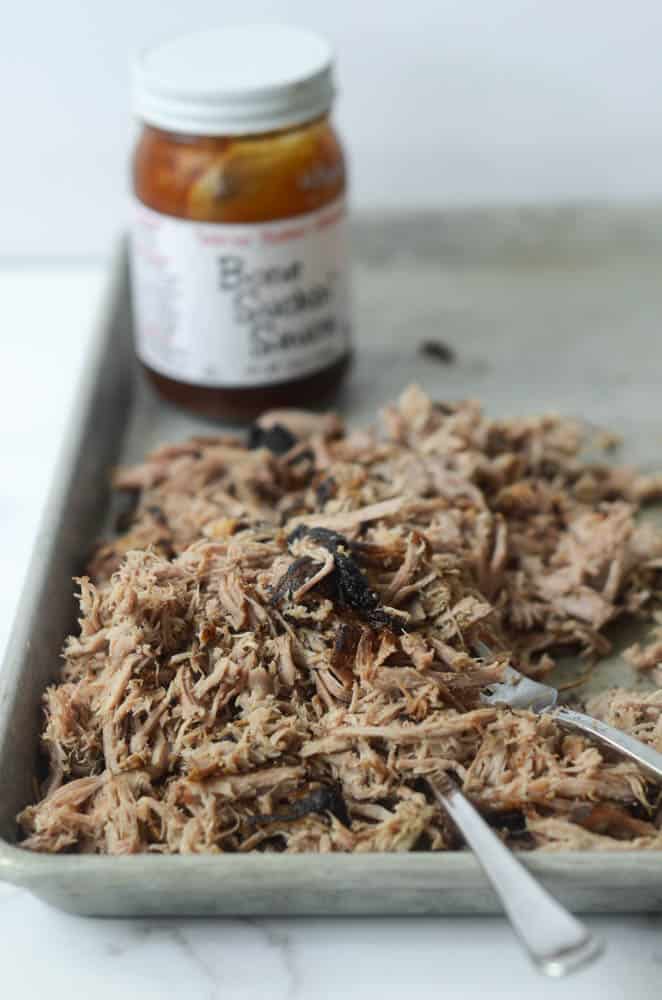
130, 26, 352, 421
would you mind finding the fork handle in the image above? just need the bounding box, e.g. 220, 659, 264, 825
429, 781, 602, 976
553, 706, 662, 783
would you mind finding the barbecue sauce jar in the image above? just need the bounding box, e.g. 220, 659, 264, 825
130, 26, 351, 421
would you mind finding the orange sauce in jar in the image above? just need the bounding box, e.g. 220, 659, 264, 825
130, 27, 352, 421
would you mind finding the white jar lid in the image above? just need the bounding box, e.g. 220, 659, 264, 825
133, 25, 336, 137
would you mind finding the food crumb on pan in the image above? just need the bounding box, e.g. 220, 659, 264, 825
419, 339, 456, 364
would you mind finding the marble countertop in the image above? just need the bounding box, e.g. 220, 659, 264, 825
1, 263, 661, 999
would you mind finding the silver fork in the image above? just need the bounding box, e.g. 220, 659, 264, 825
476, 642, 662, 782
428, 773, 602, 976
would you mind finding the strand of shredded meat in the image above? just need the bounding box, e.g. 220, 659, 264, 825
19, 386, 662, 854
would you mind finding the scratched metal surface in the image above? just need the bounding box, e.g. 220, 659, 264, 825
1, 208, 662, 915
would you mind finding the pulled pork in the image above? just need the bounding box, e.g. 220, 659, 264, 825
19, 386, 662, 854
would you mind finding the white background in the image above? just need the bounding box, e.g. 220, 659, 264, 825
3, 0, 662, 259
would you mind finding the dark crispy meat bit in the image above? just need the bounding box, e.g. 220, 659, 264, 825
286, 524, 407, 631
251, 784, 350, 827
419, 339, 456, 364
271, 556, 322, 604
485, 809, 527, 834
289, 448, 315, 468
314, 476, 337, 507
287, 525, 352, 552
363, 608, 407, 633
289, 525, 380, 613
248, 422, 297, 455
334, 551, 380, 611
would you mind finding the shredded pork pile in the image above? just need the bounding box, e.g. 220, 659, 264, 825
20, 387, 662, 854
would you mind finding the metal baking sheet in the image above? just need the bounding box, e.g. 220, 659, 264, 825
2, 208, 662, 916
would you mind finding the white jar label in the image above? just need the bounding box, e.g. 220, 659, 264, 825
130, 197, 351, 388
